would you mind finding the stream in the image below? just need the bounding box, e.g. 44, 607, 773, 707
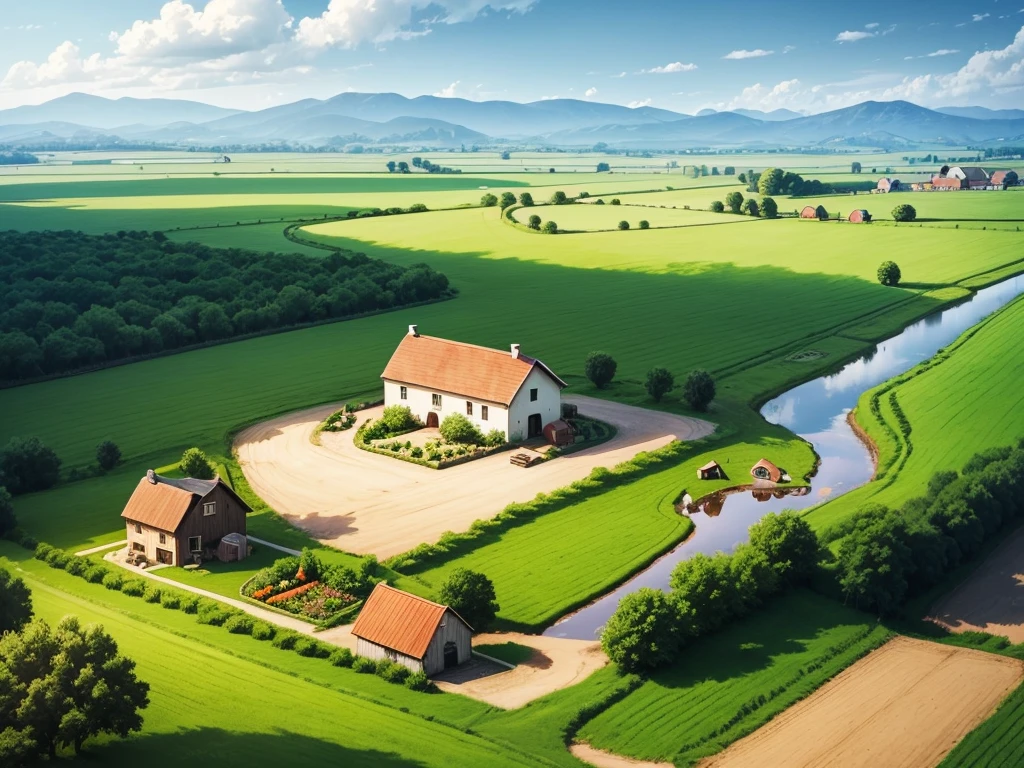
544, 273, 1024, 640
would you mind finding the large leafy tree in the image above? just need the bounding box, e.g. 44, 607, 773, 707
644, 367, 675, 402
179, 447, 214, 479
836, 506, 914, 615
499, 192, 517, 208
0, 486, 15, 536
601, 588, 685, 672
877, 261, 902, 287
724, 191, 744, 213
757, 167, 785, 196
892, 203, 916, 222
681, 370, 716, 411
0, 566, 32, 635
747, 512, 821, 585
585, 352, 617, 389
438, 569, 499, 632
760, 196, 779, 219
669, 553, 737, 635
0, 437, 61, 495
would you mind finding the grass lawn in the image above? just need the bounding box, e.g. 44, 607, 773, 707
577, 590, 890, 766
475, 642, 536, 666
806, 293, 1024, 535
512, 201, 761, 231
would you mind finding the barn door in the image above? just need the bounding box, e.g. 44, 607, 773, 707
443, 641, 458, 669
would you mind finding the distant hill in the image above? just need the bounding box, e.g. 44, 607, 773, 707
732, 108, 804, 121
936, 106, 1024, 121
0, 93, 241, 129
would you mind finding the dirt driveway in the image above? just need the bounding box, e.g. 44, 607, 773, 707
235, 395, 714, 559
928, 525, 1024, 642
699, 636, 1023, 768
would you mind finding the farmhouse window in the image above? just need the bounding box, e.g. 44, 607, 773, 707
188, 536, 202, 552
466, 402, 473, 416
134, 523, 142, 534
481, 406, 488, 421
530, 388, 538, 401
400, 386, 408, 400
432, 393, 442, 408
203, 501, 216, 517
159, 533, 166, 545
132, 542, 145, 553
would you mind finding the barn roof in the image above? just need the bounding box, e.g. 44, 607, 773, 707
751, 458, 782, 480
699, 460, 721, 471
990, 170, 1012, 184
120, 472, 250, 532
351, 584, 472, 659
381, 331, 566, 406
950, 166, 989, 182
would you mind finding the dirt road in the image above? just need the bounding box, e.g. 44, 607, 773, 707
235, 395, 713, 559
700, 636, 1023, 768
928, 525, 1024, 642
569, 743, 672, 768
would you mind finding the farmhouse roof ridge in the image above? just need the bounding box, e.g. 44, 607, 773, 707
120, 472, 251, 532
351, 583, 472, 660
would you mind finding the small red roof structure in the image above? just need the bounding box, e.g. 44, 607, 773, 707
697, 460, 723, 480
750, 458, 782, 483
848, 209, 871, 223
799, 205, 817, 219
381, 330, 565, 406
990, 170, 1018, 187
931, 176, 964, 190
120, 473, 249, 533
543, 419, 574, 447
877, 178, 900, 193
351, 583, 472, 660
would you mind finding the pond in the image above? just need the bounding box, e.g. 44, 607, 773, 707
545, 273, 1024, 640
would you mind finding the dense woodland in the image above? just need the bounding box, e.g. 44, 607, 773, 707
0, 230, 452, 382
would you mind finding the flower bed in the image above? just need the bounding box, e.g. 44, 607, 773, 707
266, 580, 320, 605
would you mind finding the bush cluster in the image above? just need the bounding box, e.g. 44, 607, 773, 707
0, 230, 452, 382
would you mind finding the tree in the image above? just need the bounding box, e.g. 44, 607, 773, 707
542, 220, 558, 234
724, 166, 736, 175
397, 161, 409, 173
741, 198, 759, 217
814, 204, 829, 220
0, 566, 32, 634
747, 512, 820, 585
549, 190, 568, 204
438, 569, 499, 631
518, 192, 534, 207
412, 157, 422, 167
760, 196, 778, 218
639, 220, 650, 229
0, 437, 61, 495
480, 193, 498, 207
596, 162, 610, 172
197, 304, 233, 341
877, 260, 902, 287
500, 151, 510, 160
0, 486, 15, 537
528, 214, 542, 230
610, 198, 621, 205
670, 553, 736, 635
709, 200, 725, 213
837, 507, 913, 615
386, 161, 396, 173
737, 172, 747, 183
682, 370, 716, 411
618, 220, 630, 230
725, 191, 744, 213
499, 192, 517, 208
439, 413, 484, 444
645, 367, 674, 402
0, 617, 150, 758
1003, 170, 1019, 187
758, 167, 785, 196
851, 161, 862, 173
179, 447, 214, 479
585, 352, 617, 389
600, 588, 683, 672
892, 203, 916, 222
96, 441, 121, 472
275, 285, 315, 325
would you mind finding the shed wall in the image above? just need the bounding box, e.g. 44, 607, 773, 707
355, 638, 424, 673
173, 484, 248, 563
422, 611, 474, 676
507, 366, 562, 442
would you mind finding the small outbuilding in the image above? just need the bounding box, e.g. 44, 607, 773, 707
750, 458, 782, 483
848, 209, 871, 223
990, 170, 1019, 189
799, 205, 818, 219
351, 584, 473, 677
216, 532, 248, 562
543, 419, 574, 447
697, 460, 724, 480
876, 178, 900, 193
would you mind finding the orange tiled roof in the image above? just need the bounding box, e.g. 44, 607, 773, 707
120, 476, 198, 532
380, 333, 565, 406
751, 458, 782, 481
351, 583, 471, 659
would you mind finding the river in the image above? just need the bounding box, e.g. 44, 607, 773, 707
545, 273, 1024, 640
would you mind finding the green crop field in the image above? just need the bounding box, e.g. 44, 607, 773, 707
940, 680, 1024, 767
807, 294, 1024, 533
512, 201, 759, 231
577, 591, 890, 766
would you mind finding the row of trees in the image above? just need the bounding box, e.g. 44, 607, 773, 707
712, 192, 778, 219
602, 512, 819, 671
0, 231, 452, 381
832, 443, 1024, 615
757, 168, 834, 197
584, 353, 716, 411
384, 157, 460, 174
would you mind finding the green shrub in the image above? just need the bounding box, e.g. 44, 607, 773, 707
439, 413, 484, 445
160, 592, 181, 610
180, 447, 214, 479
64, 557, 87, 577
102, 572, 124, 591
710, 200, 725, 213
44, 548, 70, 570
224, 614, 255, 634
121, 579, 147, 597
180, 595, 200, 614
639, 220, 650, 229
375, 659, 411, 683
142, 585, 163, 603
410, 446, 423, 458
251, 621, 276, 641
271, 631, 299, 650
84, 566, 108, 584
877, 260, 902, 287
484, 429, 506, 447
19, 535, 37, 552
380, 405, 420, 434
352, 656, 377, 674
33, 542, 54, 561
329, 648, 354, 667
585, 352, 617, 389
294, 637, 332, 658
405, 671, 434, 691
682, 369, 716, 411
618, 220, 630, 230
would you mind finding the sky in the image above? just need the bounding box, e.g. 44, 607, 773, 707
1, 0, 1023, 114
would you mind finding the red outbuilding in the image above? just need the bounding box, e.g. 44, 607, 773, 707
848, 209, 871, 223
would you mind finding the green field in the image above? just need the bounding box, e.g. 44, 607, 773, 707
941, 680, 1024, 767
577, 590, 890, 765
512, 201, 760, 231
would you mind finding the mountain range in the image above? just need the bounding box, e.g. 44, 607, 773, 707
1, 92, 1022, 151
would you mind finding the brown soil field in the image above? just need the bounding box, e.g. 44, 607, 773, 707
700, 636, 1023, 768
929, 525, 1024, 642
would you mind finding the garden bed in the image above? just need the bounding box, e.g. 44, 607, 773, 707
355, 407, 508, 469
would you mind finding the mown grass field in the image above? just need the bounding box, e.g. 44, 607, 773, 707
577, 591, 890, 765
940, 680, 1024, 767
806, 293, 1024, 533
513, 201, 759, 231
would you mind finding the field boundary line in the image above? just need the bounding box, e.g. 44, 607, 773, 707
74, 539, 127, 557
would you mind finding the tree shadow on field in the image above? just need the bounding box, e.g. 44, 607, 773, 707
79, 727, 434, 767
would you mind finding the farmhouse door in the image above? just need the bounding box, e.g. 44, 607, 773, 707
528, 413, 542, 438
426, 412, 439, 428
444, 641, 458, 669
156, 548, 173, 565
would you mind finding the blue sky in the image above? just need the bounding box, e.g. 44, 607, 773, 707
1, 0, 1022, 113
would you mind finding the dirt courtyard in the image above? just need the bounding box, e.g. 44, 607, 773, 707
700, 636, 1023, 768
234, 395, 714, 559
928, 526, 1024, 642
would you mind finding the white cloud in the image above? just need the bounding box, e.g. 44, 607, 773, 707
782, 45, 796, 53
433, 80, 459, 97
2, 41, 111, 89
611, 71, 626, 78
628, 98, 652, 108
641, 61, 697, 74
584, 86, 598, 98
973, 13, 990, 22
723, 49, 773, 59
928, 48, 960, 57
865, 22, 880, 29
835, 30, 875, 42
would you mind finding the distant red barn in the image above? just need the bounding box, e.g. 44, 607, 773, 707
931, 176, 964, 190
799, 206, 817, 219
848, 209, 871, 223
876, 178, 900, 193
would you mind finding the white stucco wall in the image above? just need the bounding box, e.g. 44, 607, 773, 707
507, 366, 562, 441
383, 379, 510, 438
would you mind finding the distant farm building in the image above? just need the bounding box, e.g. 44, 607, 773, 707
876, 178, 900, 193
931, 176, 964, 190
121, 470, 251, 566
751, 458, 783, 483
381, 325, 566, 443
990, 170, 1019, 188
697, 461, 724, 480
946, 166, 990, 189
351, 584, 472, 676
848, 209, 871, 223
800, 205, 828, 220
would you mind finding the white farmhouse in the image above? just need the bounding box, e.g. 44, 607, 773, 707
381, 325, 565, 442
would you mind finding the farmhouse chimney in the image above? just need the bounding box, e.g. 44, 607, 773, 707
511, 343, 521, 359
408, 324, 419, 337
146, 469, 156, 484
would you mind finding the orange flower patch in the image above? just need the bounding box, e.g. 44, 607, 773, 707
266, 580, 320, 605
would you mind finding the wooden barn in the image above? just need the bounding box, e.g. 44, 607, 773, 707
750, 458, 782, 483
121, 470, 251, 567
947, 166, 990, 189
697, 460, 723, 480
990, 170, 1019, 189
351, 584, 473, 677
848, 209, 871, 223
876, 178, 900, 193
